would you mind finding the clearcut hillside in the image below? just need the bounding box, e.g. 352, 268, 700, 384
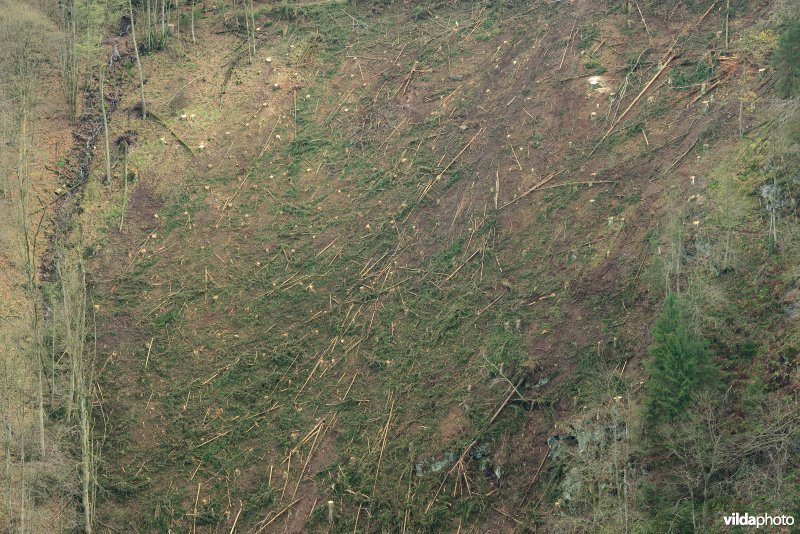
1, 0, 798, 532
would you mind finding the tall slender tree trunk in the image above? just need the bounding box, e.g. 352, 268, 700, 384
190, 0, 196, 43
51, 319, 56, 406
99, 68, 111, 184
770, 174, 778, 252
37, 363, 45, 455
129, 0, 147, 119
33, 303, 45, 457
16, 100, 47, 459
80, 392, 92, 534
249, 0, 256, 57
78, 260, 92, 534
60, 248, 92, 533
61, 0, 79, 124
18, 404, 25, 534
120, 142, 129, 231
3, 359, 12, 533
725, 0, 730, 49
174, 0, 180, 40
244, 0, 251, 60
145, 0, 151, 49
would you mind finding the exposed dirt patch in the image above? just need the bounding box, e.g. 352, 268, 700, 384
439, 404, 468, 442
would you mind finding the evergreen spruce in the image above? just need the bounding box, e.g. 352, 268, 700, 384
645, 293, 715, 424
774, 20, 800, 98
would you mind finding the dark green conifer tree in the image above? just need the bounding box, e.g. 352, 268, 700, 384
645, 293, 715, 424
774, 20, 800, 98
